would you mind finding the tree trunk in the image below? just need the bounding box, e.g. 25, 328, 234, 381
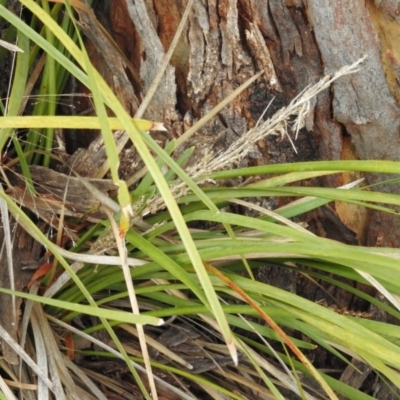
82, 0, 400, 249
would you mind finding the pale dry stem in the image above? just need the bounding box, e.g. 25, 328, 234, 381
200, 56, 366, 174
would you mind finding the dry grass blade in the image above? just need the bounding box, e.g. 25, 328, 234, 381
0, 39, 23, 53
46, 315, 195, 400
31, 303, 75, 399
0, 360, 38, 393
30, 309, 51, 400
194, 56, 367, 174
0, 184, 17, 326
0, 324, 53, 391
0, 373, 18, 400
106, 208, 160, 400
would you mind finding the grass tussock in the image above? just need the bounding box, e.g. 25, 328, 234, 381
0, 2, 399, 400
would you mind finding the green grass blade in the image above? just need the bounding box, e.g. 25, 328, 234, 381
0, 287, 162, 325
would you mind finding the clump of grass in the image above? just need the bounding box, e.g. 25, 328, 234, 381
0, 1, 400, 400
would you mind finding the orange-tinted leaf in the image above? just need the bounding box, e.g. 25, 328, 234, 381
27, 263, 52, 289
64, 331, 75, 359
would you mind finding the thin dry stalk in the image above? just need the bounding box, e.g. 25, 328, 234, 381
0, 373, 18, 400
105, 208, 159, 400
0, 184, 17, 324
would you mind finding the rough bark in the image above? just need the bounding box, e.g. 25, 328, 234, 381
97, 0, 400, 247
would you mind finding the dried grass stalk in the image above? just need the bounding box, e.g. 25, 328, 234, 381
145, 56, 366, 215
